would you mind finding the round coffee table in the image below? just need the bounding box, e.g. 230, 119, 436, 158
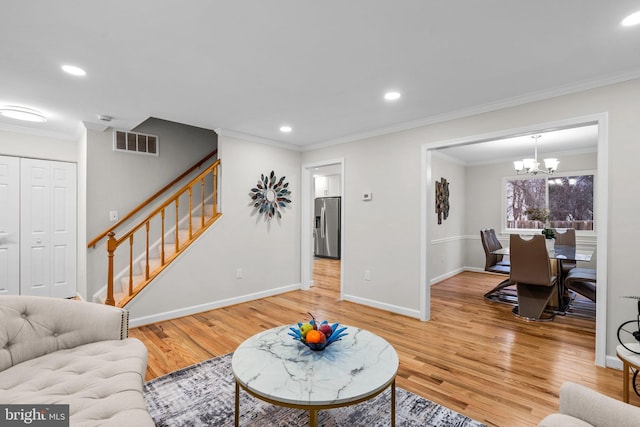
231, 325, 398, 426
617, 343, 640, 402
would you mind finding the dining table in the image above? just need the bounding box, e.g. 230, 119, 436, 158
491, 244, 594, 312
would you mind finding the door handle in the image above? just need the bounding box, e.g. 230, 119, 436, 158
320, 206, 326, 238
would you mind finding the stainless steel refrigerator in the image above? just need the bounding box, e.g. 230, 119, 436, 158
314, 197, 341, 259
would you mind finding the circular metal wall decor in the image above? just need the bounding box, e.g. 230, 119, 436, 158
250, 170, 291, 220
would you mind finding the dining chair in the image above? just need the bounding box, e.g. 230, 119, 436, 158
488, 229, 510, 266
480, 229, 514, 304
565, 267, 597, 303
481, 229, 510, 272
509, 233, 558, 321
553, 228, 577, 276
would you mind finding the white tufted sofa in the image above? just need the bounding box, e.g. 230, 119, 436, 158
0, 295, 154, 426
538, 382, 640, 427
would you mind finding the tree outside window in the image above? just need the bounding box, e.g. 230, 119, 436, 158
505, 174, 594, 231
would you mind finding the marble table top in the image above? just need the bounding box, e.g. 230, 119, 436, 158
231, 325, 398, 407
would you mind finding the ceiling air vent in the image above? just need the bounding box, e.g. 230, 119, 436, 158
113, 129, 159, 156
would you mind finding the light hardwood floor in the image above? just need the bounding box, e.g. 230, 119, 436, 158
130, 259, 634, 426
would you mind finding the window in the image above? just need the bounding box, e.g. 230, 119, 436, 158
504, 172, 594, 232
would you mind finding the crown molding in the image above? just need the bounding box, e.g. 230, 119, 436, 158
214, 128, 303, 151
82, 121, 110, 132
302, 69, 640, 152
0, 121, 77, 141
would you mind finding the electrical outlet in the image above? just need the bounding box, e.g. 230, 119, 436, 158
236, 268, 242, 279
364, 270, 371, 281
109, 211, 118, 222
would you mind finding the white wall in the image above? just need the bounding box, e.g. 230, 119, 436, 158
303, 134, 423, 316
126, 135, 302, 325
302, 78, 640, 360
429, 152, 466, 283
0, 128, 78, 162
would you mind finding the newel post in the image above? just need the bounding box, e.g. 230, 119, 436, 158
105, 232, 117, 306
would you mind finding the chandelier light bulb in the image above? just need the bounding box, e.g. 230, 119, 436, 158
514, 135, 558, 175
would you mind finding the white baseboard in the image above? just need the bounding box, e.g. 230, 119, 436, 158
605, 354, 623, 370
342, 293, 421, 319
430, 267, 466, 285
129, 282, 302, 327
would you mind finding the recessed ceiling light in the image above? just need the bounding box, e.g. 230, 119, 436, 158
0, 105, 47, 122
62, 64, 87, 76
622, 11, 640, 26
384, 91, 401, 101
280, 125, 292, 133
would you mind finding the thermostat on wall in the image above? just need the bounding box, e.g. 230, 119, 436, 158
362, 192, 373, 201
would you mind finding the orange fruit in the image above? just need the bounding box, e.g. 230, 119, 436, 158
305, 329, 323, 344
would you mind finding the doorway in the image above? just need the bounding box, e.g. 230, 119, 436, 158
421, 113, 608, 366
312, 165, 342, 293
301, 159, 344, 298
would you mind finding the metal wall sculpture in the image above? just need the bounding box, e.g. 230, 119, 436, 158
435, 177, 449, 224
250, 170, 291, 220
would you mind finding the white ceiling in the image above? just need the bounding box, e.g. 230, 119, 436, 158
1, 1, 640, 151
435, 124, 599, 165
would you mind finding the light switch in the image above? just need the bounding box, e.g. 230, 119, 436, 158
109, 211, 119, 222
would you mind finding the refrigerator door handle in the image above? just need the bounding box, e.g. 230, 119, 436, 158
320, 206, 326, 238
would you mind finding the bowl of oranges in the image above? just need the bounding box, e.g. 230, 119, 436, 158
288, 313, 348, 351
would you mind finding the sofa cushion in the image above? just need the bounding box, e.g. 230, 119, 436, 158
0, 296, 128, 371
0, 338, 153, 426
538, 413, 593, 427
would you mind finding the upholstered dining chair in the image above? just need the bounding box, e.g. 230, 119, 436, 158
565, 267, 597, 303
509, 234, 558, 321
480, 229, 513, 303
552, 228, 577, 276
481, 229, 510, 272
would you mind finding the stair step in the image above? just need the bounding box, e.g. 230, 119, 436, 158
177, 228, 190, 240
190, 216, 207, 230
119, 274, 146, 293
139, 257, 162, 274
161, 243, 178, 259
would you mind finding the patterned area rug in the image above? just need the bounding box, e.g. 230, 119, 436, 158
144, 353, 487, 427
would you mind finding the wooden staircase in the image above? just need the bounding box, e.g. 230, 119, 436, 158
89, 151, 221, 307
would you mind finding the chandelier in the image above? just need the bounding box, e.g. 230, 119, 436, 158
513, 135, 559, 175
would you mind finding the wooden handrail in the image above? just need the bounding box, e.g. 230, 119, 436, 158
113, 160, 220, 246
105, 159, 221, 306
88, 149, 218, 248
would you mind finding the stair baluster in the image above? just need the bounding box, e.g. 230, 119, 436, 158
99, 159, 221, 307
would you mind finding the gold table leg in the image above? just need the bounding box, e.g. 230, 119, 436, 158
391, 378, 396, 427
309, 409, 318, 426
623, 360, 630, 403
235, 381, 240, 426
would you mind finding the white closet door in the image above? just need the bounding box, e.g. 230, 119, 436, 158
0, 156, 20, 295
20, 158, 77, 297
50, 161, 77, 297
